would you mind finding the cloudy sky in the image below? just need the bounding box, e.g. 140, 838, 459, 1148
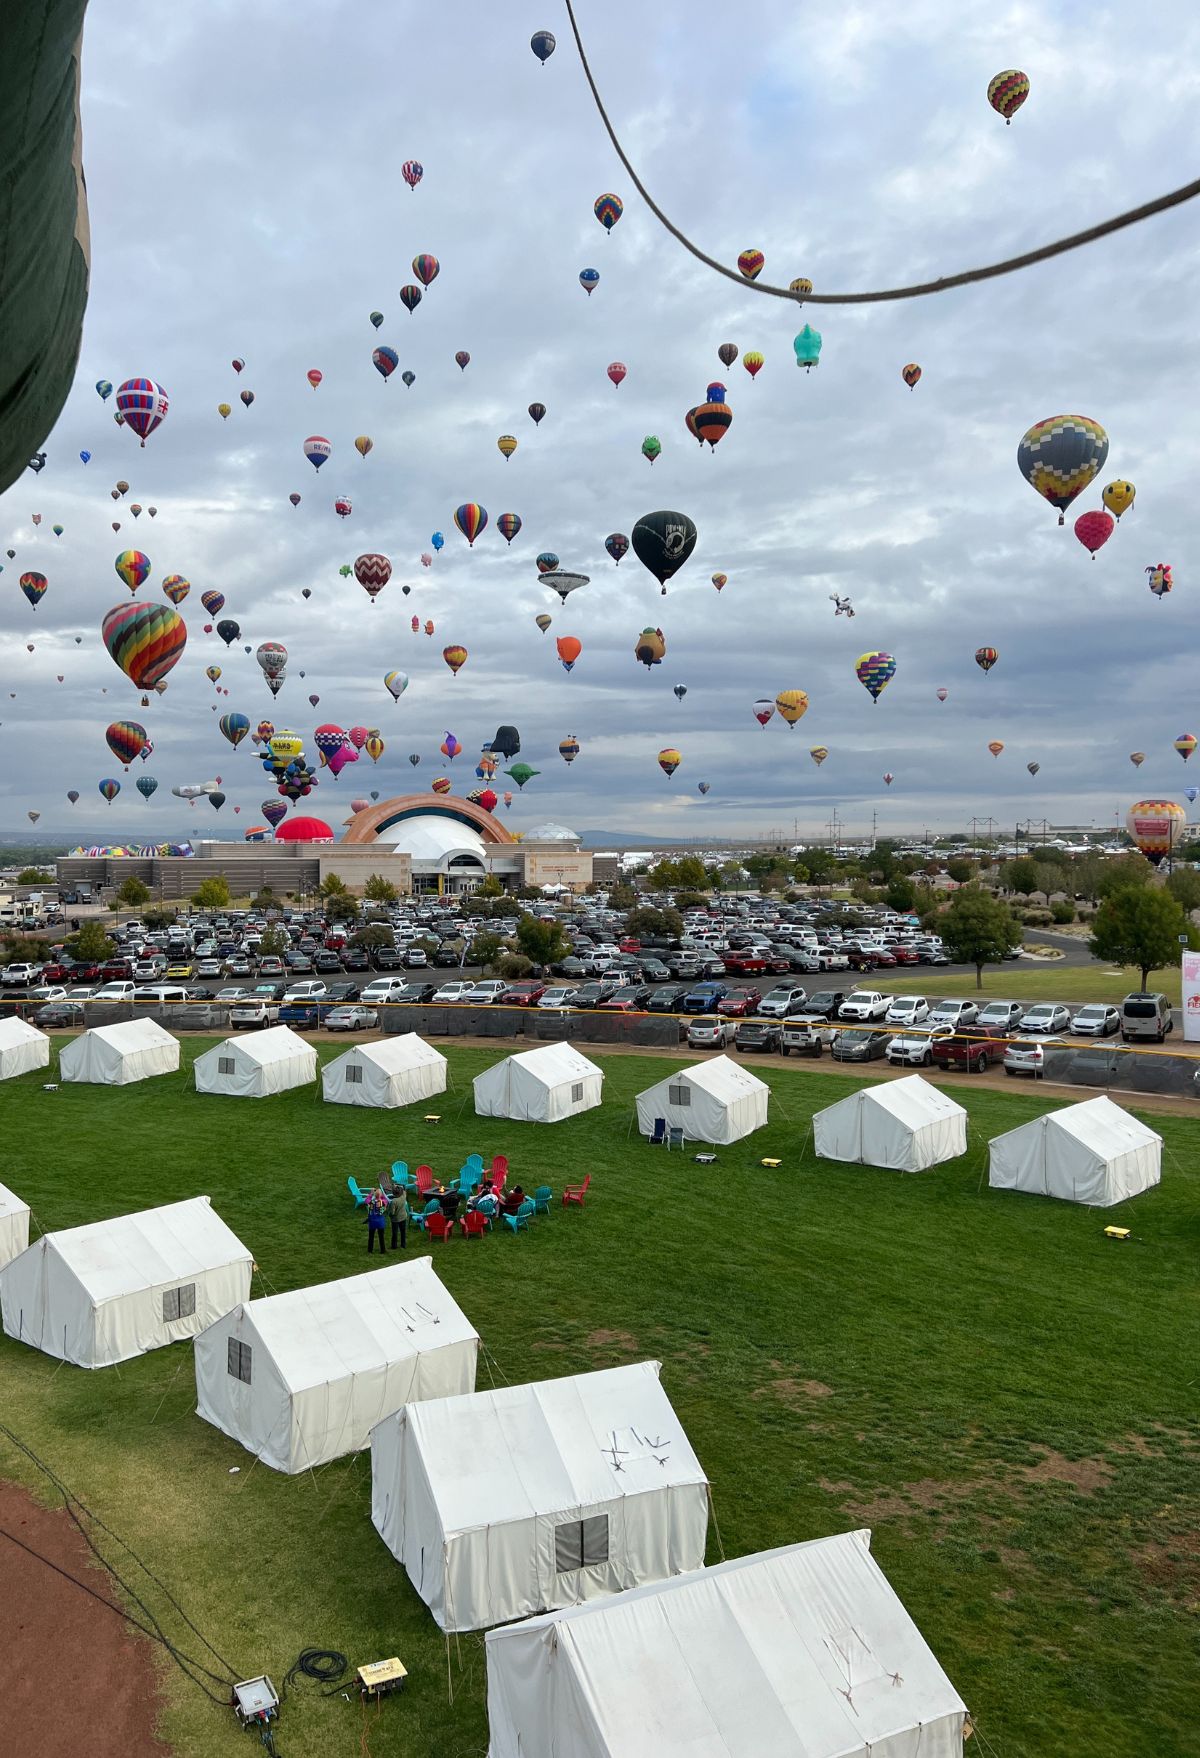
3, 0, 1199, 843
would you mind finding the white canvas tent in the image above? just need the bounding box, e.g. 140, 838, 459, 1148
59, 1018, 179, 1086
370, 1360, 708, 1632
814, 1074, 967, 1172
194, 1255, 478, 1473
322, 1035, 446, 1110
194, 1025, 316, 1098
473, 1042, 603, 1124
988, 1095, 1161, 1206
485, 1528, 969, 1758
0, 1015, 50, 1080
635, 1055, 768, 1145
0, 1182, 30, 1271
0, 1196, 252, 1369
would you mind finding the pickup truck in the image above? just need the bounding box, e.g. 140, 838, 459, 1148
279, 999, 320, 1028
722, 951, 770, 976
930, 1027, 1003, 1073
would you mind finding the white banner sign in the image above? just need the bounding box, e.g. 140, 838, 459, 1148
1182, 951, 1200, 1042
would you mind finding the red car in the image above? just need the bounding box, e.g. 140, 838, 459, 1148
323, 932, 347, 951
40, 962, 72, 983
69, 961, 102, 981
100, 958, 134, 980
618, 936, 641, 954
887, 945, 920, 965
717, 988, 761, 1017
722, 951, 769, 976
498, 980, 546, 1007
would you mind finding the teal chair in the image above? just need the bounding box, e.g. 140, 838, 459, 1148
414, 1199, 443, 1231
503, 1199, 535, 1235
532, 1186, 553, 1215
347, 1175, 370, 1208
390, 1160, 414, 1190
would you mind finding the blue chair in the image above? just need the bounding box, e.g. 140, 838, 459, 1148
458, 1168, 478, 1196
665, 1127, 686, 1152
460, 1152, 484, 1178
474, 1194, 499, 1230
347, 1175, 370, 1208
532, 1185, 553, 1215
414, 1199, 443, 1231
390, 1160, 414, 1190
648, 1117, 667, 1146
503, 1199, 535, 1235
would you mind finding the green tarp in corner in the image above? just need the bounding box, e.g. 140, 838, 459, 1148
0, 0, 91, 494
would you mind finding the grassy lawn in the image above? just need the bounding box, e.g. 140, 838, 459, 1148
875, 962, 1185, 1005
1, 1040, 1196, 1758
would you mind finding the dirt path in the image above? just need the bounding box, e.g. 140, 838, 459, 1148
0, 1480, 171, 1758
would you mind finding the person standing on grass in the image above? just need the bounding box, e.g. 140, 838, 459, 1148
388, 1185, 408, 1250
365, 1186, 389, 1254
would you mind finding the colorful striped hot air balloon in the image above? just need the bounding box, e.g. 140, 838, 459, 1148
98, 778, 121, 803
102, 602, 187, 691
365, 732, 385, 764
975, 647, 999, 675
497, 512, 522, 544
1174, 733, 1197, 762
497, 435, 518, 461
219, 712, 251, 749
115, 377, 169, 445
987, 69, 1029, 123
200, 590, 225, 616
432, 776, 452, 795
594, 193, 623, 231
402, 159, 423, 190
384, 671, 409, 701
162, 574, 190, 605
737, 249, 765, 281
442, 644, 468, 676
856, 651, 896, 703
304, 435, 332, 469
694, 402, 733, 449
105, 721, 148, 766
658, 747, 682, 778
115, 550, 151, 594
559, 735, 580, 765
19, 572, 47, 609
412, 253, 440, 285
454, 503, 487, 545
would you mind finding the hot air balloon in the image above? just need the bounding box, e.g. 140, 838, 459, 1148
115, 550, 151, 594
365, 732, 385, 764
793, 325, 822, 371
384, 670, 409, 701
454, 350, 470, 371
497, 512, 522, 544
1027, 762, 1040, 776
309, 694, 320, 707
775, 689, 809, 727
373, 345, 399, 379
1074, 508, 1114, 558
1175, 733, 1197, 762
200, 590, 225, 617
1102, 480, 1136, 520
1147, 563, 1173, 598
541, 571, 589, 604
988, 741, 1005, 758
593, 192, 624, 233
408, 754, 421, 768
207, 791, 226, 810
1127, 799, 1186, 866
132, 775, 156, 801
528, 402, 546, 425
606, 361, 627, 389
535, 614, 552, 633
604, 533, 628, 565
115, 377, 168, 445
558, 735, 581, 766
987, 68, 1029, 122
26, 811, 40, 824
641, 435, 661, 464
497, 435, 518, 461
442, 644, 468, 676
1017, 415, 1109, 524
635, 627, 666, 668
402, 159, 423, 191
742, 351, 764, 381
632, 509, 696, 594
673, 685, 687, 702
96, 379, 112, 400
218, 401, 232, 420
452, 503, 487, 547
697, 781, 711, 796
535, 551, 559, 574
706, 382, 727, 405
658, 748, 682, 778
205, 666, 222, 684
98, 778, 121, 803
902, 364, 922, 389
19, 572, 47, 609
219, 711, 250, 749
715, 345, 738, 371
157, 575, 190, 610
476, 752, 498, 779
693, 402, 733, 449
439, 732, 461, 762
883, 773, 894, 787
856, 651, 896, 703
334, 495, 352, 518
752, 699, 775, 728
579, 269, 599, 295
556, 636, 582, 673
531, 28, 555, 61
431, 777, 452, 796
354, 435, 374, 461
936, 687, 949, 702
256, 641, 287, 687
304, 435, 332, 471
404, 256, 439, 293
737, 249, 765, 281
975, 647, 998, 675
809, 746, 828, 766
239, 390, 255, 408
1130, 752, 1146, 767
105, 720, 148, 766
260, 798, 287, 828
711, 573, 727, 593
102, 602, 186, 691
354, 553, 391, 602
66, 789, 80, 803
505, 762, 539, 790
1187, 788, 1200, 805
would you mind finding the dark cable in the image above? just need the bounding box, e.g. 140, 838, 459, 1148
562, 0, 1200, 306
284, 1648, 349, 1698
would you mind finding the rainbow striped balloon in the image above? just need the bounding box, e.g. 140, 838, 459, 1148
102, 602, 187, 691
453, 503, 487, 546
856, 651, 896, 703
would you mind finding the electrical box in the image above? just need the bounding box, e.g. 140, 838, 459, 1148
357, 1657, 408, 1700
233, 1677, 279, 1726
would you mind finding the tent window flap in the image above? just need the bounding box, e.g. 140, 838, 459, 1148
217, 1055, 236, 1075
227, 1337, 252, 1383
162, 1283, 196, 1322
668, 1084, 691, 1106
345, 1064, 363, 1084
555, 1514, 609, 1572
571, 1082, 584, 1102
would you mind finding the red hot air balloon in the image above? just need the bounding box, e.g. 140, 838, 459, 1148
607, 362, 627, 388
737, 249, 765, 281
454, 351, 470, 371
354, 553, 392, 601
478, 787, 497, 813
412, 253, 440, 286
307, 369, 322, 389
115, 377, 169, 445
1074, 508, 1115, 558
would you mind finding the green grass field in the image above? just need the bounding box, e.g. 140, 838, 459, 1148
1, 1041, 1196, 1758
875, 961, 1185, 1005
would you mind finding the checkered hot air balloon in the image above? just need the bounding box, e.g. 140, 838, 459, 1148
1017, 415, 1109, 524
594, 193, 623, 232
115, 378, 169, 445
855, 651, 896, 703
987, 69, 1029, 124
162, 574, 190, 605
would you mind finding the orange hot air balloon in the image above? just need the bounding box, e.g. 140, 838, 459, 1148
442, 643, 468, 675
556, 636, 582, 673
987, 740, 1005, 758
424, 620, 435, 637
1126, 799, 1187, 866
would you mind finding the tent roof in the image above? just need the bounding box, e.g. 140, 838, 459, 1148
35, 1197, 250, 1303
487, 1530, 967, 1758
335, 1036, 446, 1074
74, 1018, 178, 1053
0, 1181, 29, 1222
843, 1074, 965, 1130
642, 1055, 768, 1103
213, 1025, 313, 1066
495, 1041, 602, 1084
390, 1361, 705, 1535
221, 1256, 476, 1393
0, 1016, 48, 1049
996, 1094, 1160, 1157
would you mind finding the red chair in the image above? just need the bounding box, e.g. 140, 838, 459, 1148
562, 1174, 591, 1208
415, 1164, 435, 1197
460, 1211, 488, 1241
425, 1212, 454, 1243
489, 1155, 509, 1193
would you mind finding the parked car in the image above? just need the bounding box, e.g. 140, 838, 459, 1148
1004, 1036, 1067, 1078
803, 989, 849, 1020
314, 950, 344, 974
34, 1000, 86, 1026
432, 980, 475, 1004
757, 984, 808, 1018
230, 995, 281, 1028
601, 984, 652, 1012
195, 957, 224, 979
225, 956, 253, 978
1071, 1003, 1121, 1038
374, 947, 405, 971
324, 1004, 378, 1031
930, 1031, 997, 1073
887, 1026, 953, 1067
404, 947, 429, 968
538, 985, 579, 1009
734, 1018, 781, 1053
1, 963, 42, 988
928, 999, 978, 1028
679, 982, 728, 1015
838, 991, 890, 1023
499, 981, 547, 1007
831, 1027, 891, 1062
640, 958, 672, 983
282, 980, 328, 1001
360, 977, 410, 1005
778, 1018, 824, 1058
646, 984, 688, 1014
1018, 1003, 1071, 1034
92, 981, 136, 1002
885, 995, 930, 1027
717, 987, 761, 1018
391, 983, 434, 1004
686, 1017, 737, 1049
1120, 991, 1174, 1043
164, 961, 195, 981
463, 980, 507, 1005
975, 1001, 1023, 1033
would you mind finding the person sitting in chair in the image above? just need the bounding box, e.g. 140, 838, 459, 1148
500, 1183, 526, 1216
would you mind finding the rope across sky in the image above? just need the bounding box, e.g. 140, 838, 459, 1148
562, 0, 1200, 306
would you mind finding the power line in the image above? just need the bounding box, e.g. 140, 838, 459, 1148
562, 0, 1200, 307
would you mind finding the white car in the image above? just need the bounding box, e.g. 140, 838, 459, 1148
324, 1005, 378, 1031
1, 963, 41, 987
886, 1026, 953, 1066
282, 980, 328, 1001
757, 984, 808, 1018
360, 978, 410, 1004
976, 1001, 1023, 1032
929, 999, 978, 1027
838, 991, 890, 1022
92, 981, 136, 1002
464, 980, 507, 1005
1004, 1036, 1068, 1078
687, 1017, 737, 1049
24, 984, 68, 1003
433, 980, 475, 1004
196, 957, 224, 978
538, 986, 579, 1009
885, 995, 930, 1027
1018, 1003, 1071, 1034
1070, 1004, 1121, 1038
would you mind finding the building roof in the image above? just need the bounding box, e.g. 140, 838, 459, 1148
33, 1197, 250, 1302
520, 821, 581, 843
383, 813, 489, 863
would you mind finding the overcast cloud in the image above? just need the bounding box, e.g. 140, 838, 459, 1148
2, 0, 1199, 843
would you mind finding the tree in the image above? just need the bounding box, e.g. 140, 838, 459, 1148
798, 847, 836, 887
608, 881, 636, 910
1097, 854, 1153, 899
1089, 886, 1194, 989
647, 859, 679, 892
17, 868, 52, 884
1166, 867, 1200, 915
257, 925, 289, 957
946, 857, 975, 885
1071, 854, 1106, 904
1034, 863, 1064, 906
142, 907, 177, 931
885, 876, 915, 912
323, 891, 359, 923
477, 874, 504, 898
673, 855, 708, 891
116, 876, 151, 910
191, 876, 231, 909
251, 886, 278, 911
471, 931, 504, 970
515, 914, 568, 966
352, 923, 394, 950
68, 919, 115, 963
494, 952, 533, 980
319, 873, 349, 899
1001, 857, 1039, 899
363, 873, 397, 904
624, 905, 684, 941
674, 890, 709, 910
935, 886, 1023, 988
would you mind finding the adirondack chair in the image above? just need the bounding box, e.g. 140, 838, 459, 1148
562, 1174, 591, 1208
413, 1199, 442, 1231
648, 1117, 667, 1146
502, 1198, 535, 1235
532, 1185, 553, 1215
347, 1175, 370, 1208
390, 1160, 414, 1190
425, 1212, 454, 1243
415, 1164, 435, 1197
460, 1210, 489, 1241
488, 1155, 509, 1193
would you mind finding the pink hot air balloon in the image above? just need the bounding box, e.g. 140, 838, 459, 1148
307, 368, 323, 389
351, 797, 370, 813
327, 744, 359, 777
607, 362, 627, 388
347, 725, 369, 749
421, 552, 432, 567
936, 688, 948, 702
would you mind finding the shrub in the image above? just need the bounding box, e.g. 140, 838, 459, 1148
1051, 901, 1076, 924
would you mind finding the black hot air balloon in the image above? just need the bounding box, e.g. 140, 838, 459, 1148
631, 510, 697, 596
